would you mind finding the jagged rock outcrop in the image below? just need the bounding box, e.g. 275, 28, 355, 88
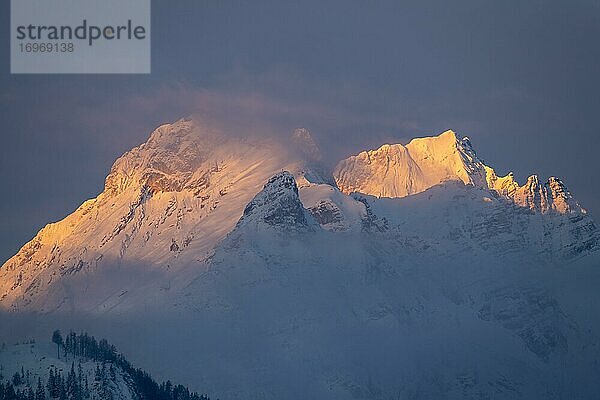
308, 200, 344, 228
485, 166, 520, 197
510, 175, 583, 214
236, 172, 318, 232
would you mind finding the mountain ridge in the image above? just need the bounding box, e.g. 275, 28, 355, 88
0, 119, 597, 313
334, 129, 585, 216
1, 119, 600, 399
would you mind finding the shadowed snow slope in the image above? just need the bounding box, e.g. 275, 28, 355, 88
174, 183, 600, 399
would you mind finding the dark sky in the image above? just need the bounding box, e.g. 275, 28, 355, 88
1, 0, 600, 263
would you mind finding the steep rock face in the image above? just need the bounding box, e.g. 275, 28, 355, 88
485, 166, 520, 197
299, 183, 370, 232
513, 175, 550, 213
510, 175, 583, 214
478, 285, 569, 362
104, 120, 220, 196
236, 172, 318, 232
334, 143, 426, 197
333, 130, 487, 198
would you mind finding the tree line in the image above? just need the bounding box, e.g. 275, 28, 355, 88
0, 330, 212, 400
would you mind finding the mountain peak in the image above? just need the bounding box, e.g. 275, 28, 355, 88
334, 129, 487, 198
406, 129, 470, 151
236, 172, 317, 232
104, 119, 222, 196
437, 129, 459, 140
0, 119, 319, 311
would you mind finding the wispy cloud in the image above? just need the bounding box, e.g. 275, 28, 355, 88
62, 69, 458, 165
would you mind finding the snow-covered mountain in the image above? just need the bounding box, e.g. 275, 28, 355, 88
333, 129, 587, 215
0, 119, 329, 312
1, 119, 599, 399
175, 169, 600, 399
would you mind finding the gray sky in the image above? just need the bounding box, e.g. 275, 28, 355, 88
1, 0, 600, 263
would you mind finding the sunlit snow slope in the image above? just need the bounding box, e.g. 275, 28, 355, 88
0, 119, 325, 312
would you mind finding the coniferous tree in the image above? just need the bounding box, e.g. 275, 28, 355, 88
51, 331, 63, 360
35, 378, 45, 400
58, 376, 66, 400
66, 362, 82, 400
83, 377, 89, 400
47, 369, 61, 399
93, 365, 100, 383
12, 372, 22, 387
3, 383, 17, 400
45, 329, 211, 400
100, 364, 106, 382
77, 363, 82, 388
46, 370, 54, 399
26, 387, 35, 400
65, 364, 74, 400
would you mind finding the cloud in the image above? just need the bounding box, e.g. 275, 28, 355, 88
64, 69, 452, 167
